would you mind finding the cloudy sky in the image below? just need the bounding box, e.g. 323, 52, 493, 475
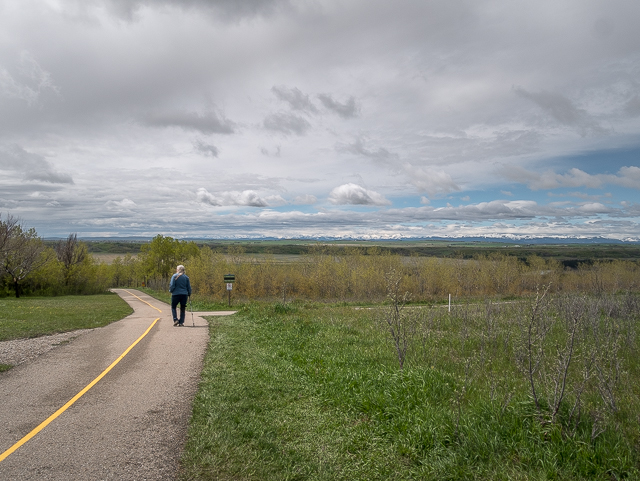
1, 0, 640, 240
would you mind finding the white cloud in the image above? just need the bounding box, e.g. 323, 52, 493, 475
271, 85, 318, 114
2, 0, 640, 239
403, 163, 461, 197
264, 194, 287, 206
615, 166, 640, 189
105, 199, 137, 211
193, 139, 220, 157
338, 138, 397, 165
293, 194, 317, 205
515, 88, 606, 136
578, 202, 609, 214
338, 139, 460, 197
263, 112, 312, 135
143, 110, 235, 134
0, 144, 73, 184
329, 183, 391, 206
100, 0, 292, 22
0, 51, 59, 106
501, 165, 640, 191
0, 198, 19, 208
196, 188, 269, 207
317, 94, 359, 118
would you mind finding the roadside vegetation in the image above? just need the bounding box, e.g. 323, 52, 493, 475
107, 235, 640, 305
0, 294, 133, 342
1, 215, 113, 298
177, 293, 639, 480
2, 214, 640, 304
2, 214, 640, 477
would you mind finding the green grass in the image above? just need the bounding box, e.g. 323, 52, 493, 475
0, 363, 12, 372
0, 293, 133, 341
179, 301, 640, 480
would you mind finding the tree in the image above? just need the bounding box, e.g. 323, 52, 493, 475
55, 233, 88, 286
139, 234, 200, 282
0, 215, 51, 298
0, 214, 19, 259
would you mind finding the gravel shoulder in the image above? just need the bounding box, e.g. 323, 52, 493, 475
0, 330, 93, 367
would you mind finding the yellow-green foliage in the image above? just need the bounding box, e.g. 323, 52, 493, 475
25, 248, 113, 296
104, 244, 640, 302
110, 253, 142, 288
139, 234, 200, 281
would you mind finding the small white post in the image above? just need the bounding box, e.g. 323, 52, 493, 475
448, 293, 451, 313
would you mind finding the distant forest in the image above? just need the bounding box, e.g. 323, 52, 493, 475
73, 239, 640, 269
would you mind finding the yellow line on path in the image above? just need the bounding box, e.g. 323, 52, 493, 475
0, 317, 160, 464
123, 289, 162, 312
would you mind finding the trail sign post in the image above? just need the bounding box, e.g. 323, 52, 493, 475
224, 274, 235, 306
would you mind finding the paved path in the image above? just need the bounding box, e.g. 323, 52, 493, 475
0, 289, 235, 480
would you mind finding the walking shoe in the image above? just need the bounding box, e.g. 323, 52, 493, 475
173, 320, 179, 326
178, 323, 184, 327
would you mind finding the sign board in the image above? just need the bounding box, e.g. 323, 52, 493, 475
224, 274, 236, 283
226, 283, 233, 291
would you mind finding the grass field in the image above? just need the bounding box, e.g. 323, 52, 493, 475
2, 283, 637, 478
0, 293, 133, 342
179, 298, 640, 480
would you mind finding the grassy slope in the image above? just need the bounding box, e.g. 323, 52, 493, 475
0, 293, 133, 342
179, 303, 639, 480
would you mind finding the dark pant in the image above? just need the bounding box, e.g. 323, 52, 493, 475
171, 294, 188, 323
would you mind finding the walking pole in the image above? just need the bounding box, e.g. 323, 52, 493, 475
189, 295, 194, 327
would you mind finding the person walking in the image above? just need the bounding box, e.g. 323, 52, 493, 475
169, 264, 192, 327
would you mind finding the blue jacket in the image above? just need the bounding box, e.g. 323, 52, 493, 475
169, 273, 192, 296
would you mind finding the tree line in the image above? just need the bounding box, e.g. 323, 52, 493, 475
111, 238, 640, 303
2, 215, 640, 301
0, 215, 105, 297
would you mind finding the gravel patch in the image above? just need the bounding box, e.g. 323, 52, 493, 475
0, 330, 93, 367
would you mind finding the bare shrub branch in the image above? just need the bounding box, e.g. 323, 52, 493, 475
514, 284, 553, 416
381, 269, 418, 370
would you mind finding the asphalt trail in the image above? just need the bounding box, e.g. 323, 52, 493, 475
0, 289, 234, 480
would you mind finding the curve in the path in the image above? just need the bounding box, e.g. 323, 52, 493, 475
0, 289, 230, 480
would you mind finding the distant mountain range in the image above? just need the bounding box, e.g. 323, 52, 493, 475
51, 235, 640, 244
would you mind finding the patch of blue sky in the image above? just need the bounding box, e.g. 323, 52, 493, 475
392, 195, 430, 208
268, 204, 314, 213
442, 183, 637, 209
549, 191, 631, 207
540, 144, 640, 175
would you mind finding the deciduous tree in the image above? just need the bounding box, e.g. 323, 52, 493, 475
55, 233, 88, 286
0, 216, 50, 297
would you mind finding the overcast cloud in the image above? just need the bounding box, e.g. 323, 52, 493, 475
1, 0, 640, 240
